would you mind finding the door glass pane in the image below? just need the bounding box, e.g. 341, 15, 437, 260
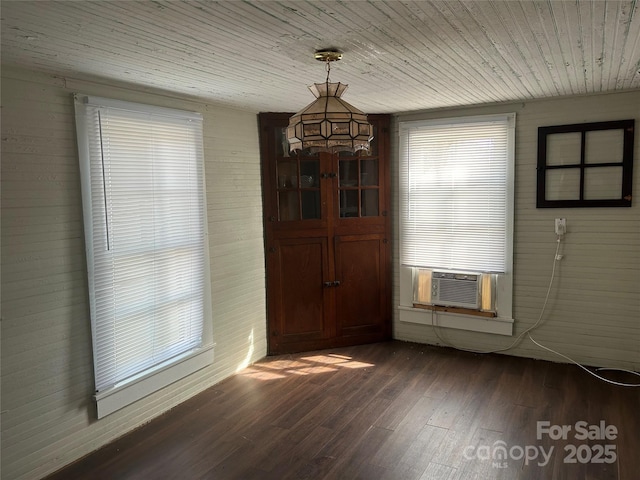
300, 148, 316, 157
340, 190, 359, 218
278, 191, 299, 221
300, 159, 320, 188
339, 160, 358, 187
276, 127, 293, 157
361, 159, 378, 186
361, 190, 379, 216
301, 190, 321, 219
277, 160, 298, 189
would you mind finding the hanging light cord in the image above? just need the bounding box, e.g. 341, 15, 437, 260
323, 59, 331, 117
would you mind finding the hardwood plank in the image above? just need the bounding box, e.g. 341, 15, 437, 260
275, 425, 335, 477
419, 461, 458, 480
323, 425, 393, 479
372, 395, 442, 469
44, 341, 640, 480
456, 428, 513, 479
283, 394, 344, 445
429, 428, 479, 471
397, 424, 449, 472
381, 463, 427, 480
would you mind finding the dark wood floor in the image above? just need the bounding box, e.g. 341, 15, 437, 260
47, 341, 640, 480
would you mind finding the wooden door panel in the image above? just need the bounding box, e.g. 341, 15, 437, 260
260, 113, 391, 354
269, 237, 331, 352
334, 235, 388, 337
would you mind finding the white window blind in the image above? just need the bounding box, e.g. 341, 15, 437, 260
75, 95, 211, 411
399, 114, 514, 273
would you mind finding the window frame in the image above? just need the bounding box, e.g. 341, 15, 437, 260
536, 119, 634, 208
398, 113, 515, 335
74, 94, 214, 418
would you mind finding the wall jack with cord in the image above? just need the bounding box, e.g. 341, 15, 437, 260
430, 217, 640, 388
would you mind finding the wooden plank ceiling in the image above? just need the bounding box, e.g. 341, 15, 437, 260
2, 1, 639, 113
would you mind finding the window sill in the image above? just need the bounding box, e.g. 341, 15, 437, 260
399, 305, 513, 336
412, 303, 497, 318
94, 344, 215, 419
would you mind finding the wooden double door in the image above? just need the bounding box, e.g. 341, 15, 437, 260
259, 113, 391, 354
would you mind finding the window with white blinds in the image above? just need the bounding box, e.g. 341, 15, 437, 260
75, 95, 213, 418
399, 114, 515, 274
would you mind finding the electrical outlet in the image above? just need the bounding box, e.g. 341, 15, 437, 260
555, 218, 566, 236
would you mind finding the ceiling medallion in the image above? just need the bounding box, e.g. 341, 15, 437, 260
286, 49, 373, 154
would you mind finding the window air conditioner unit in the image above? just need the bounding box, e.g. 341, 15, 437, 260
431, 271, 480, 309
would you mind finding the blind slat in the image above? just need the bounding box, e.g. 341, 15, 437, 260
400, 115, 513, 273
78, 98, 206, 393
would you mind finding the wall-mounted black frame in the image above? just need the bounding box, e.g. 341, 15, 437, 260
537, 119, 634, 208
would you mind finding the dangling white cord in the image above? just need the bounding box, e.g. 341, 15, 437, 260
431, 237, 562, 355
429, 236, 640, 387
527, 334, 640, 387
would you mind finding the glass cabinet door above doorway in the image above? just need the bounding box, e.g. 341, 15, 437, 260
275, 127, 321, 221
338, 126, 381, 218
266, 117, 387, 225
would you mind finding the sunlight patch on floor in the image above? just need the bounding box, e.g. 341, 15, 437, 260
337, 361, 374, 369
240, 367, 287, 380
260, 360, 309, 370
301, 355, 350, 364
295, 366, 338, 375
238, 352, 375, 380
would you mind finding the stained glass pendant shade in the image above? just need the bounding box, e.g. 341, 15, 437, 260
287, 50, 374, 154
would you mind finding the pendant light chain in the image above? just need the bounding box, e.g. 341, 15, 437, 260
324, 59, 331, 115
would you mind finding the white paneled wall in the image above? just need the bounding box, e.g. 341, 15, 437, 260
1, 67, 268, 480
2, 63, 638, 479
392, 91, 640, 371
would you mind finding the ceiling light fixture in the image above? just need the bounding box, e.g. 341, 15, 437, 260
287, 49, 373, 154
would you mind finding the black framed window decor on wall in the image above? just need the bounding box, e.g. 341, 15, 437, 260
537, 119, 634, 208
